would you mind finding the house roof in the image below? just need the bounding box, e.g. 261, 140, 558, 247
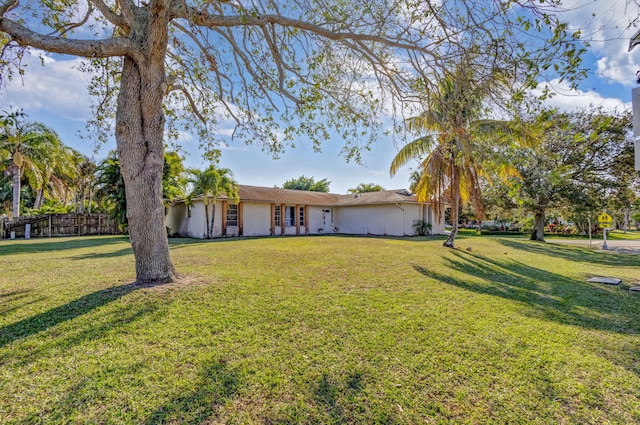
237, 185, 341, 205
182, 185, 425, 206
334, 189, 418, 206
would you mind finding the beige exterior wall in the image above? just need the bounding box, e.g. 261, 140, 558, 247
242, 202, 272, 236
165, 203, 188, 237
307, 206, 329, 234
335, 204, 412, 236
165, 200, 225, 239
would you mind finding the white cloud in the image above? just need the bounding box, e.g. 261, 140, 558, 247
1, 50, 92, 122
535, 79, 629, 112
561, 0, 639, 86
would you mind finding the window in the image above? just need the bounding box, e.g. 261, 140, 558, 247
226, 204, 238, 226
285, 206, 295, 227
299, 206, 305, 225
274, 205, 281, 226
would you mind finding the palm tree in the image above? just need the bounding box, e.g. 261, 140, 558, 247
95, 152, 128, 231
390, 67, 524, 247
72, 154, 97, 214
31, 143, 81, 211
0, 111, 65, 218
348, 182, 385, 194
187, 165, 239, 238
162, 151, 187, 205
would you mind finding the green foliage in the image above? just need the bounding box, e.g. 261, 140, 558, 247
162, 151, 187, 204
25, 201, 75, 215
282, 175, 331, 192
484, 108, 637, 237
348, 182, 385, 194
0, 110, 81, 217
94, 152, 127, 232
413, 219, 432, 236
96, 151, 187, 232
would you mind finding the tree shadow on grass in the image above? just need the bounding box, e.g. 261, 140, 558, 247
145, 357, 243, 425
0, 281, 167, 349
71, 246, 133, 260
0, 236, 127, 255
498, 238, 638, 267
415, 249, 640, 379
414, 249, 640, 335
265, 370, 397, 424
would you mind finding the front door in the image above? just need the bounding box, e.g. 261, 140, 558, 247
322, 209, 333, 233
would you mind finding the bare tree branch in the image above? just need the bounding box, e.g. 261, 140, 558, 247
89, 0, 131, 34
0, 0, 18, 16
49, 3, 94, 37
0, 16, 143, 62
172, 5, 436, 58
168, 83, 207, 125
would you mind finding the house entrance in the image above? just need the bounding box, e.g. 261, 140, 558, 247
322, 209, 333, 233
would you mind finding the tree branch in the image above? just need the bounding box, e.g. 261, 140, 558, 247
88, 0, 131, 34
49, 3, 94, 37
168, 83, 207, 125
0, 16, 143, 62
172, 5, 434, 57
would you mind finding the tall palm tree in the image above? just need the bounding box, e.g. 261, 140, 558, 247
390, 68, 524, 247
188, 165, 239, 238
31, 143, 81, 211
0, 112, 64, 218
95, 152, 128, 231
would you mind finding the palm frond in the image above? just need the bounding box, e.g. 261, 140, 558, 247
389, 135, 435, 176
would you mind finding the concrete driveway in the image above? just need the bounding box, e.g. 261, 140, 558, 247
549, 238, 640, 255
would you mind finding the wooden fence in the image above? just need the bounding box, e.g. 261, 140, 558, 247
1, 214, 119, 239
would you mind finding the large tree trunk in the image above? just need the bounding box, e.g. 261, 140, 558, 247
530, 205, 546, 242
12, 165, 20, 218
116, 55, 176, 283
443, 165, 459, 248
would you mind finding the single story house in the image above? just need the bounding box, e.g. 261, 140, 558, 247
166, 185, 445, 238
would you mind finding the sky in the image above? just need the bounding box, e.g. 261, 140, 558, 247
0, 1, 638, 194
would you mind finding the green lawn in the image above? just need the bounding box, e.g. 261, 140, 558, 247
1, 234, 639, 424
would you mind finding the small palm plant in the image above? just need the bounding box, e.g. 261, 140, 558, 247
413, 219, 432, 236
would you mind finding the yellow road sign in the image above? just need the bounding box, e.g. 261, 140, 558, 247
599, 223, 612, 229
598, 213, 612, 223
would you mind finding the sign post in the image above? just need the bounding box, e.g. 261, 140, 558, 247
598, 212, 613, 250
632, 87, 640, 171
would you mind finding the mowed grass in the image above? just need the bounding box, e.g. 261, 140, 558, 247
1, 234, 640, 424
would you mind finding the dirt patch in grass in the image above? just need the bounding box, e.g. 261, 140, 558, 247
134, 273, 214, 293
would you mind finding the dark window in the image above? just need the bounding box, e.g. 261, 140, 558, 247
274, 205, 281, 226
285, 206, 295, 227
227, 204, 238, 226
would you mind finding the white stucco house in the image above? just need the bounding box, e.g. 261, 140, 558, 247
166, 185, 445, 239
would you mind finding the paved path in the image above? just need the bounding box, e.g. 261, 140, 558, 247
549, 238, 640, 255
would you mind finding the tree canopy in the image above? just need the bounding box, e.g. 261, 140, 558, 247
282, 175, 330, 192
0, 111, 79, 217
348, 183, 385, 194
482, 108, 638, 240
